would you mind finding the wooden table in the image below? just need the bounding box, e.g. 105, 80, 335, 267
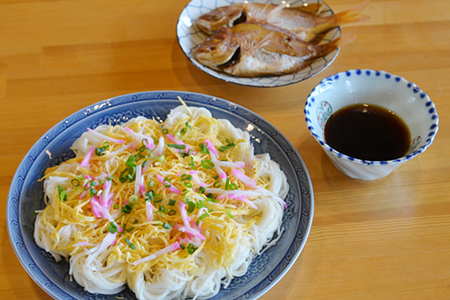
1, 0, 449, 299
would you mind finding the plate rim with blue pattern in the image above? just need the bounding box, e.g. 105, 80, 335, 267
7, 91, 314, 300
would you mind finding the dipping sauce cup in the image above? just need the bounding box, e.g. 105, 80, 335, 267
304, 69, 439, 180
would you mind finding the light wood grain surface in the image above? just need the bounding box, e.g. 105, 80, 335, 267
1, 0, 449, 299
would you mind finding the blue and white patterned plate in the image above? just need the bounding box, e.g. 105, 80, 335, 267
177, 0, 341, 87
7, 91, 314, 300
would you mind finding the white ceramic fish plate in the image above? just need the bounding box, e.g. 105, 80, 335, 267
177, 0, 342, 87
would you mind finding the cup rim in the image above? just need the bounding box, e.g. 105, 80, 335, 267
304, 69, 439, 166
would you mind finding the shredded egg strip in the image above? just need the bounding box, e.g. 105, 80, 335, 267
34, 105, 287, 298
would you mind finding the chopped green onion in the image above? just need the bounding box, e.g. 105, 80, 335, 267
121, 204, 132, 214
168, 199, 176, 206
153, 211, 163, 220
125, 238, 136, 250
125, 155, 136, 167
141, 160, 148, 169
125, 173, 134, 181
145, 191, 154, 201
181, 149, 191, 158
199, 143, 209, 154
219, 139, 236, 152
180, 128, 187, 135
180, 244, 185, 250
108, 222, 118, 233
162, 222, 171, 230
119, 168, 135, 183
133, 220, 139, 224
187, 243, 197, 254
162, 178, 171, 188
201, 159, 215, 169
156, 155, 165, 162
185, 122, 193, 130
226, 208, 234, 219
71, 179, 80, 187
95, 147, 107, 156
113, 203, 119, 209
213, 181, 222, 188
198, 187, 205, 194
213, 175, 219, 180
98, 179, 104, 185
152, 197, 163, 204
148, 180, 155, 188
195, 201, 205, 209
181, 174, 192, 181
189, 157, 195, 170
129, 195, 139, 206
196, 212, 209, 225
125, 226, 135, 232
205, 193, 215, 199
168, 144, 186, 150
162, 128, 169, 134
183, 182, 193, 188
168, 210, 176, 216
229, 183, 239, 190
187, 202, 195, 214
89, 188, 96, 197
57, 185, 67, 202
106, 175, 114, 181
225, 178, 230, 190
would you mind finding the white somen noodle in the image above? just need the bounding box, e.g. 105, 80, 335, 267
34, 105, 288, 299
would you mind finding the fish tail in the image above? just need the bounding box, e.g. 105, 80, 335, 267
334, 32, 356, 48
332, 0, 370, 26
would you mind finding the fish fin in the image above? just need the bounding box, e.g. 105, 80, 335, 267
333, 0, 370, 26
314, 33, 355, 58
334, 32, 356, 48
266, 2, 289, 19
288, 3, 323, 15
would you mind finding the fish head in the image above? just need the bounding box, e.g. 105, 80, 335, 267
197, 5, 245, 35
193, 28, 240, 69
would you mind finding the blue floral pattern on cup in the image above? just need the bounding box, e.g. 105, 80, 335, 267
317, 101, 333, 129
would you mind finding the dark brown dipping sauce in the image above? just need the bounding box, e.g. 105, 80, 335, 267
324, 104, 411, 161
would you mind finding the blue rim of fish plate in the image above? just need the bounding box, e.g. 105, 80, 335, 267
304, 69, 439, 166
176, 0, 342, 88
7, 91, 314, 300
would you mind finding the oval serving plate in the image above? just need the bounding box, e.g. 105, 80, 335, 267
7, 91, 313, 300
177, 0, 341, 88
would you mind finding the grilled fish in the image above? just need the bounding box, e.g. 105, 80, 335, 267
193, 22, 353, 77
197, 1, 368, 42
